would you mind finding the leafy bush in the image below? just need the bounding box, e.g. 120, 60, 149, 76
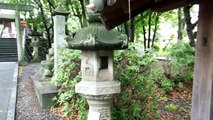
38, 38, 49, 60
160, 78, 174, 92
165, 104, 178, 111
166, 41, 195, 83
51, 46, 88, 120
112, 43, 164, 120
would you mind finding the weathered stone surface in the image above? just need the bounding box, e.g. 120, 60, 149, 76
49, 48, 54, 56
41, 60, 54, 79
66, 23, 128, 50
31, 40, 56, 109
75, 81, 120, 95
15, 10, 24, 64
53, 3, 69, 16
0, 3, 33, 11
30, 37, 40, 62
81, 50, 114, 82
87, 99, 112, 120
32, 76, 58, 109
53, 7, 68, 74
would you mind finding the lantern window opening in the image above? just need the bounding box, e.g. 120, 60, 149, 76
99, 56, 108, 70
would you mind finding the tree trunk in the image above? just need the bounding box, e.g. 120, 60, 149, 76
152, 13, 160, 47
178, 8, 185, 40
183, 5, 197, 47
141, 14, 147, 51
79, 0, 87, 27
47, 0, 54, 42
36, 0, 52, 48
191, 2, 213, 120
129, 18, 135, 42
124, 22, 129, 40
147, 11, 152, 48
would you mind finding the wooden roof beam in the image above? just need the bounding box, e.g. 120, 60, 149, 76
151, 0, 198, 12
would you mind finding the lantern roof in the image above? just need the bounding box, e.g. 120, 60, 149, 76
66, 23, 128, 50
53, 3, 69, 16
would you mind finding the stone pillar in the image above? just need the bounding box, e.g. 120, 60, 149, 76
15, 10, 24, 64
53, 4, 69, 74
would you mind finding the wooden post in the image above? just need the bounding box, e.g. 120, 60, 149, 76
15, 9, 24, 63
191, 2, 213, 120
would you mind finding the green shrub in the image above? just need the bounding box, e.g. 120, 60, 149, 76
160, 78, 174, 92
112, 43, 164, 120
166, 41, 195, 83
51, 46, 88, 119
164, 104, 178, 111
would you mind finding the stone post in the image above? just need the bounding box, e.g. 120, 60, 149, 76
15, 9, 24, 64
66, 1, 128, 119
53, 4, 69, 74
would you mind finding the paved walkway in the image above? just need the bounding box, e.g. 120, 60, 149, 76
0, 62, 18, 120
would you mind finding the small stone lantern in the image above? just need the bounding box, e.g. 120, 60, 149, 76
29, 32, 41, 62
66, 1, 127, 119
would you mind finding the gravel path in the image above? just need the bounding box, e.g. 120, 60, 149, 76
16, 63, 60, 120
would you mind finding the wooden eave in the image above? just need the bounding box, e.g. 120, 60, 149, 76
100, 0, 199, 30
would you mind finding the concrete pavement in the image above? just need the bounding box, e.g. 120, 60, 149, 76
0, 62, 18, 120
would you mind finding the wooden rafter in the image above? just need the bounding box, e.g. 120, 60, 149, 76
100, 0, 199, 30
151, 0, 198, 12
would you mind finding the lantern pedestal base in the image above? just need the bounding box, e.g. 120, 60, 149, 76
75, 80, 120, 95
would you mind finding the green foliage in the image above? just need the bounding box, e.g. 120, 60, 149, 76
51, 46, 87, 119
178, 82, 184, 88
166, 41, 195, 83
158, 97, 168, 102
112, 43, 164, 120
160, 78, 174, 92
38, 38, 49, 60
134, 10, 161, 49
164, 104, 178, 111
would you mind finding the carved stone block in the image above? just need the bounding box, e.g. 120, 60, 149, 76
81, 50, 114, 82
75, 80, 120, 95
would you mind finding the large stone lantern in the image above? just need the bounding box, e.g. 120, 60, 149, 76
66, 1, 127, 119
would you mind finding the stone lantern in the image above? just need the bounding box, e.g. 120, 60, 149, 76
66, 1, 127, 119
29, 32, 41, 62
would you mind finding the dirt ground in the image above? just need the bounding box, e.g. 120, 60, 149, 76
158, 85, 192, 120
